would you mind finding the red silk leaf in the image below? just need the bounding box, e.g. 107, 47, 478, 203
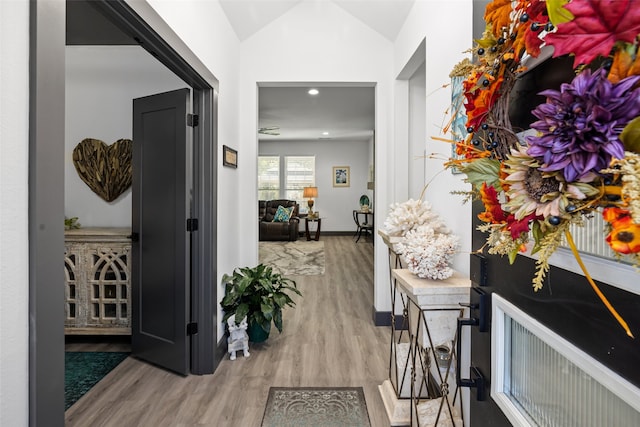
545, 0, 640, 68
479, 183, 507, 224
523, 0, 549, 57
506, 213, 538, 239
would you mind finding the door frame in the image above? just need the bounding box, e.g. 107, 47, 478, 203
29, 0, 219, 424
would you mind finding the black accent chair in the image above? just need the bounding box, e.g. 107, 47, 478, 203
259, 200, 300, 241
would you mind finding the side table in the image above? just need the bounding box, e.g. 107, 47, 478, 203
392, 268, 470, 427
305, 217, 322, 241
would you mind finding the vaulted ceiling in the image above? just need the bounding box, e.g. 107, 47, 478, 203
235, 1, 413, 143
219, 0, 415, 42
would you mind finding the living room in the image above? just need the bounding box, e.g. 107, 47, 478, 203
258, 86, 375, 235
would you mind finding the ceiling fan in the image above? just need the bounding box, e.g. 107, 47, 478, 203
258, 126, 280, 136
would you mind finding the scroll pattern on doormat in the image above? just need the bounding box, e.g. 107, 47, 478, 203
261, 387, 370, 427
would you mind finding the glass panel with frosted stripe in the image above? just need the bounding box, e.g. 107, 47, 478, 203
563, 214, 634, 265
503, 318, 640, 427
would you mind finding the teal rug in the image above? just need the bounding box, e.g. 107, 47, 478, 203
65, 351, 129, 410
261, 387, 371, 427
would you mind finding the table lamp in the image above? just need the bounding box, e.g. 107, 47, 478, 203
303, 186, 318, 217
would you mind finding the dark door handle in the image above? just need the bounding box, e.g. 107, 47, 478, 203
465, 288, 490, 333
456, 316, 487, 401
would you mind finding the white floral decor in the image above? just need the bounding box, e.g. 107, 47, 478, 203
384, 199, 460, 280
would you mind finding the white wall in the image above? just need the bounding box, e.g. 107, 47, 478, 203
408, 61, 426, 199
259, 139, 371, 231
146, 0, 241, 341
395, 0, 474, 277
0, 2, 29, 426
239, 0, 395, 315
65, 46, 187, 227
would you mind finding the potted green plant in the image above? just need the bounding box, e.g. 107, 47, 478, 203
220, 264, 301, 343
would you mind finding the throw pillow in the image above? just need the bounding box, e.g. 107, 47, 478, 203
272, 205, 293, 222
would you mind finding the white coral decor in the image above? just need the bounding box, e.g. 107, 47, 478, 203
385, 199, 459, 280
383, 199, 450, 236
397, 225, 459, 280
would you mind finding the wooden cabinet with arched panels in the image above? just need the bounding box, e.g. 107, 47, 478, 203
64, 228, 131, 335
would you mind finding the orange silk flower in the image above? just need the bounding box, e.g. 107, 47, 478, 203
603, 207, 640, 254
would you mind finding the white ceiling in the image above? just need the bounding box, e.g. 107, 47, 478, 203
219, 0, 415, 42
222, 1, 410, 143
259, 85, 375, 142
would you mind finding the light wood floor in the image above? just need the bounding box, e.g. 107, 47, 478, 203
65, 235, 391, 426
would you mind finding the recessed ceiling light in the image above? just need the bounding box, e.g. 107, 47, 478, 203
308, 88, 319, 95
322, 131, 329, 135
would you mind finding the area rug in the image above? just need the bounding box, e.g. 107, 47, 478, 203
259, 240, 325, 275
261, 387, 371, 427
65, 351, 129, 410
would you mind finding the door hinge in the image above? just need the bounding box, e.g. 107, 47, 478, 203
187, 114, 199, 127
187, 322, 198, 336
187, 218, 198, 232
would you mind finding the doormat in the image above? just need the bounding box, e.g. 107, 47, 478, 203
259, 241, 325, 275
65, 351, 129, 410
261, 387, 371, 427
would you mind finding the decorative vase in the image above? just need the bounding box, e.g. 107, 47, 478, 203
248, 321, 270, 343
359, 194, 370, 212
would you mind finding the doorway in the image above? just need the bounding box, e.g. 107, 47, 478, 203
257, 84, 376, 236
31, 1, 219, 423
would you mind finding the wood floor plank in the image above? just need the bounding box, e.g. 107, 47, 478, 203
65, 236, 391, 426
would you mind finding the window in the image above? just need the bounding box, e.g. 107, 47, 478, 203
285, 156, 315, 212
492, 295, 640, 426
258, 155, 315, 213
257, 156, 279, 201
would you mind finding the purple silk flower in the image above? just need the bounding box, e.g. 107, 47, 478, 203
526, 68, 640, 182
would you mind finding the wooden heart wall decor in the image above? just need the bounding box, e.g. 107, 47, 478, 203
72, 138, 133, 202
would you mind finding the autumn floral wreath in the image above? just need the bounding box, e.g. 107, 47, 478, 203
445, 0, 640, 337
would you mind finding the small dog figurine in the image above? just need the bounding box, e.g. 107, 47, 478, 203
227, 314, 250, 360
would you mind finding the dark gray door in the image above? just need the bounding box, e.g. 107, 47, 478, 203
132, 88, 191, 375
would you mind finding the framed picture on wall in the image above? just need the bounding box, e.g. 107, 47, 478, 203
333, 166, 350, 187
449, 75, 466, 174
223, 145, 238, 168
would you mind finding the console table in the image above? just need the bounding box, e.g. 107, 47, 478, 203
64, 228, 132, 335
392, 269, 470, 427
378, 228, 471, 426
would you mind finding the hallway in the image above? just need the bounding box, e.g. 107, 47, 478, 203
65, 236, 391, 426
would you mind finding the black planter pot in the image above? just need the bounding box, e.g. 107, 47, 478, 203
248, 321, 270, 343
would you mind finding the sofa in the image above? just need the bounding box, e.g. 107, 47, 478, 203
259, 199, 300, 241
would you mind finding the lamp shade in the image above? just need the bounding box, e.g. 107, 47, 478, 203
303, 186, 318, 198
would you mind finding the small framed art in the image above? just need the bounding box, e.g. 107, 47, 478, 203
223, 145, 237, 168
333, 166, 350, 187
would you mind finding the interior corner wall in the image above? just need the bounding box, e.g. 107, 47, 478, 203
65, 46, 186, 228
408, 61, 426, 200
238, 0, 395, 316
394, 0, 474, 277
259, 139, 371, 231
0, 2, 29, 425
